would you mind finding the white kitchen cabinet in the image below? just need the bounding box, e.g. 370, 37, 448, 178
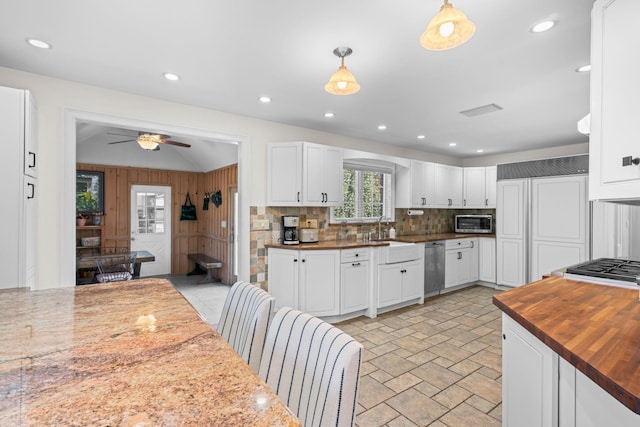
396, 160, 435, 208
589, 0, 640, 201
299, 250, 341, 317
266, 143, 303, 206
0, 86, 37, 290
377, 259, 424, 308
502, 313, 559, 427
478, 237, 496, 283
463, 167, 485, 208
302, 143, 343, 206
340, 248, 370, 314
266, 142, 343, 206
496, 179, 527, 287
496, 238, 525, 287
267, 248, 299, 311
484, 166, 497, 208
444, 239, 476, 288
434, 164, 463, 208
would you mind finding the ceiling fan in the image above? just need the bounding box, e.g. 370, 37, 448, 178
107, 132, 191, 151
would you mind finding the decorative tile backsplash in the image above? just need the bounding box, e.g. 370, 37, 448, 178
249, 206, 495, 289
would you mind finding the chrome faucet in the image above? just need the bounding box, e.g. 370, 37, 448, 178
378, 216, 386, 240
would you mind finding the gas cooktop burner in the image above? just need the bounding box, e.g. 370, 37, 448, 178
565, 258, 640, 282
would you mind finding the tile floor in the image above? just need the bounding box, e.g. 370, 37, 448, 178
163, 274, 503, 427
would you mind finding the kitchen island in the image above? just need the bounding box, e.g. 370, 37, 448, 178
493, 276, 640, 425
0, 279, 299, 426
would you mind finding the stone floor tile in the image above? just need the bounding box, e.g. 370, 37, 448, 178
386, 388, 448, 426
478, 366, 501, 380
370, 352, 418, 377
356, 402, 366, 415
469, 349, 502, 372
392, 335, 434, 354
370, 342, 400, 356
421, 333, 451, 346
358, 375, 397, 409
449, 358, 482, 376
410, 362, 462, 390
413, 381, 441, 397
465, 394, 496, 413
392, 348, 414, 359
432, 356, 455, 368
460, 339, 489, 354
391, 327, 417, 338
370, 369, 395, 383
367, 328, 401, 345
356, 403, 400, 427
433, 384, 473, 409
385, 415, 418, 427
361, 322, 384, 331
406, 349, 438, 365
360, 361, 377, 376
457, 371, 502, 404
429, 341, 473, 363
385, 372, 422, 394
426, 420, 448, 427
441, 327, 481, 344
439, 402, 501, 426
489, 402, 502, 421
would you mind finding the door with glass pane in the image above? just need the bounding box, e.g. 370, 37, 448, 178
131, 185, 171, 277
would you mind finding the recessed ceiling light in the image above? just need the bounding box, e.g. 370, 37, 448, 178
324, 112, 335, 118
163, 72, 180, 81
259, 96, 271, 103
477, 149, 484, 153
531, 20, 555, 33
26, 38, 51, 49
449, 142, 457, 147
576, 64, 591, 73
378, 125, 387, 130
417, 135, 426, 140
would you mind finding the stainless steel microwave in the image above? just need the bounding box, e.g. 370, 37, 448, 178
455, 215, 493, 234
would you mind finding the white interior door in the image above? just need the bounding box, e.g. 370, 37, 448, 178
131, 185, 171, 277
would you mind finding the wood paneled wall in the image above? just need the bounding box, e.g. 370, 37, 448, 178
77, 163, 238, 283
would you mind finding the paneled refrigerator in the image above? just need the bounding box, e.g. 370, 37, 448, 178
496, 157, 589, 286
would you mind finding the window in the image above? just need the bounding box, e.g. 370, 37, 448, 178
331, 165, 394, 223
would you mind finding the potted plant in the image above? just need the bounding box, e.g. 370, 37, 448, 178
76, 214, 88, 227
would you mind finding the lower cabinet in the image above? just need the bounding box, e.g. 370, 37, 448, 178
267, 248, 299, 311
298, 250, 340, 317
377, 259, 423, 308
341, 259, 369, 314
502, 313, 640, 427
478, 237, 496, 283
444, 239, 478, 288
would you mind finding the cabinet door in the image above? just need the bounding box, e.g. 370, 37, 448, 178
340, 260, 369, 314
23, 177, 36, 288
434, 164, 463, 208
410, 161, 435, 207
302, 143, 324, 205
530, 241, 586, 282
485, 166, 497, 208
401, 259, 423, 300
24, 91, 37, 179
497, 180, 526, 239
299, 250, 340, 316
463, 167, 485, 208
323, 146, 344, 206
444, 250, 460, 288
496, 238, 525, 287
590, 0, 640, 200
457, 248, 472, 285
478, 238, 496, 283
468, 239, 479, 283
377, 264, 402, 308
267, 249, 299, 311
502, 314, 558, 427
267, 143, 302, 206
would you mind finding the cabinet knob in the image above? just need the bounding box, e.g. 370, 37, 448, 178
302, 259, 306, 263
622, 156, 640, 167
294, 259, 298, 262
355, 253, 359, 257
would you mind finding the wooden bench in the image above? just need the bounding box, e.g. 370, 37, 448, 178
187, 253, 223, 284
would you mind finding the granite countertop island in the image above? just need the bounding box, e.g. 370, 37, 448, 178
493, 276, 640, 415
0, 279, 300, 426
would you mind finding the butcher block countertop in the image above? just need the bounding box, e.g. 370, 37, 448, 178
0, 279, 300, 426
265, 233, 495, 250
493, 276, 640, 415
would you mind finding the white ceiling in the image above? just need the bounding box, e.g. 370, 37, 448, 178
1, 0, 593, 159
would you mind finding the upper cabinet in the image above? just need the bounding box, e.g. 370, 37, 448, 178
434, 164, 463, 208
463, 166, 497, 208
267, 142, 343, 206
396, 160, 435, 208
589, 0, 640, 201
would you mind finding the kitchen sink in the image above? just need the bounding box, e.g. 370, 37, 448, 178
381, 241, 422, 264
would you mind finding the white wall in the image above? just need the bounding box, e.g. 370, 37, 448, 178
0, 66, 460, 290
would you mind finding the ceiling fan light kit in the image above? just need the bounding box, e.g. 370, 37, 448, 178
420, 0, 476, 51
325, 47, 361, 96
137, 133, 161, 150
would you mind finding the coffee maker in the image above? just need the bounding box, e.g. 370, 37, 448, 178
282, 216, 299, 245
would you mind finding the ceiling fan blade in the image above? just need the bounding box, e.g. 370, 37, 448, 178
107, 132, 137, 137
152, 146, 160, 151
160, 139, 191, 148
108, 139, 135, 144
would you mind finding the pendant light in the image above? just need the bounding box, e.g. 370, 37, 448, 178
325, 47, 361, 96
420, 0, 476, 51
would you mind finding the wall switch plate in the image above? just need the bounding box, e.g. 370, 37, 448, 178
221, 220, 227, 228
253, 219, 270, 230
305, 219, 318, 228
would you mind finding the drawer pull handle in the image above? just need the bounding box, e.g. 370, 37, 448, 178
352, 262, 361, 267
622, 156, 640, 166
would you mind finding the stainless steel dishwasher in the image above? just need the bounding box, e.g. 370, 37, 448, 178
424, 241, 445, 296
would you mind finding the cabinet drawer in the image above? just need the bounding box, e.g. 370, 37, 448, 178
445, 239, 474, 250
341, 248, 370, 263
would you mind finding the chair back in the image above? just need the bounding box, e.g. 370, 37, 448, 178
95, 252, 137, 283
217, 281, 274, 372
259, 307, 363, 427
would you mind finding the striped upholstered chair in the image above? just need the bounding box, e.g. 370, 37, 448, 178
217, 281, 275, 373
259, 307, 363, 427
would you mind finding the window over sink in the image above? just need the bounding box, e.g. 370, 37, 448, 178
330, 163, 394, 223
